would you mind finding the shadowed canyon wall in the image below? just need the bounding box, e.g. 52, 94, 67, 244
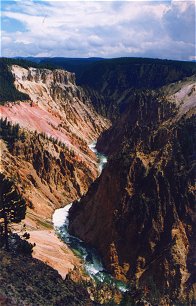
69, 77, 196, 303
0, 59, 195, 304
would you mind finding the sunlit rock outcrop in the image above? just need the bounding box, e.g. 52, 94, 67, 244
0, 64, 110, 226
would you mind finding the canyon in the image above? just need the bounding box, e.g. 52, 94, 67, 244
0, 57, 195, 305
0, 63, 110, 283
69, 75, 196, 304
0, 64, 110, 218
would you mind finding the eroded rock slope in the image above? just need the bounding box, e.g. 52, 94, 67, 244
69, 77, 196, 304
0, 64, 110, 225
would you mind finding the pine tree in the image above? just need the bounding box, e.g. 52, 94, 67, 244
0, 173, 26, 251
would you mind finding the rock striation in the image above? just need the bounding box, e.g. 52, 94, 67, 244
1, 59, 195, 304
69, 77, 196, 304
0, 64, 110, 280
1, 65, 109, 145
1, 130, 97, 223
0, 64, 110, 225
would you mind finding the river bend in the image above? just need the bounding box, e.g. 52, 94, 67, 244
53, 141, 127, 292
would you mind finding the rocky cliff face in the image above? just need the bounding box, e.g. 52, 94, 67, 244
1, 60, 195, 304
78, 58, 196, 120
69, 77, 196, 304
1, 65, 109, 144
0, 129, 97, 224
0, 65, 110, 226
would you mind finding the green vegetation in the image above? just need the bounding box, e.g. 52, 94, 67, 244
0, 248, 91, 305
79, 57, 196, 90
40, 57, 103, 78
177, 115, 196, 162
0, 173, 26, 251
0, 117, 26, 149
0, 57, 56, 71
0, 59, 29, 104
0, 118, 75, 163
0, 118, 64, 150
0, 58, 57, 105
76, 57, 196, 118
37, 219, 53, 230
1, 56, 195, 109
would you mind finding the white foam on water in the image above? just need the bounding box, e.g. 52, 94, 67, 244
53, 203, 72, 228
88, 141, 107, 174
53, 141, 127, 291
88, 141, 97, 152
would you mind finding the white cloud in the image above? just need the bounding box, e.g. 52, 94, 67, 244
189, 55, 196, 61
1, 1, 195, 60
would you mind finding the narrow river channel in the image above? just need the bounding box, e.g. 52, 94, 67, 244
53, 141, 127, 292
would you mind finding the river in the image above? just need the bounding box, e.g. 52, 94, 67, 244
53, 141, 127, 292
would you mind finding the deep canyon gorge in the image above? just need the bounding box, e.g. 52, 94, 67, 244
0, 57, 195, 305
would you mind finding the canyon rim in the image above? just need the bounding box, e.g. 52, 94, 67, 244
0, 0, 196, 305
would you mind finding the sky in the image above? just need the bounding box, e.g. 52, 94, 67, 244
1, 0, 195, 60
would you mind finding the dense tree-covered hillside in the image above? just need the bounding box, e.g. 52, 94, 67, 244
77, 57, 196, 118
39, 57, 104, 78
78, 57, 196, 89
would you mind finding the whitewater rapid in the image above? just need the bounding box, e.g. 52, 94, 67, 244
53, 141, 127, 292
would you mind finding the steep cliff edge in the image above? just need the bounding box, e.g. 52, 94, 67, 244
1, 65, 109, 144
78, 58, 196, 119
0, 64, 110, 279
0, 65, 110, 222
0, 126, 97, 223
69, 77, 196, 304
1, 59, 195, 303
